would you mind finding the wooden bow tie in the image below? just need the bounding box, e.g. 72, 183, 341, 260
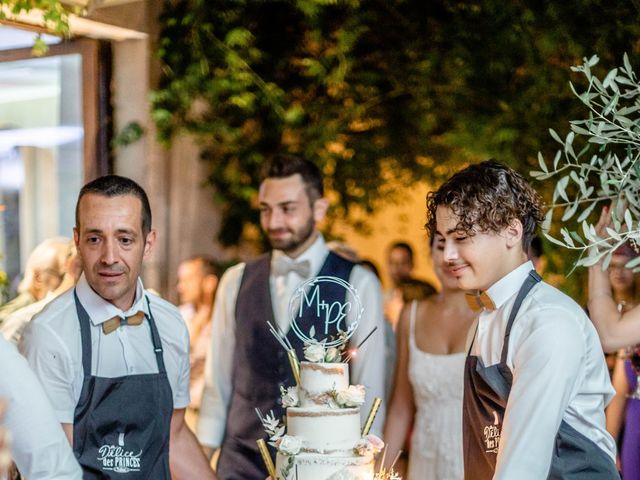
102, 311, 145, 334
464, 291, 496, 312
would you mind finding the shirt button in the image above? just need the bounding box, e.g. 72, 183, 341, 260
129, 367, 135, 374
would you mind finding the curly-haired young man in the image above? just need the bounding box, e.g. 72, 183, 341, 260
427, 160, 618, 479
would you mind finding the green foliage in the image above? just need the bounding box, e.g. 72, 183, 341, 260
153, 0, 640, 248
535, 54, 640, 273
112, 121, 145, 148
0, 0, 76, 55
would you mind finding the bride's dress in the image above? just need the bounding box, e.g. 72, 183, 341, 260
407, 301, 465, 480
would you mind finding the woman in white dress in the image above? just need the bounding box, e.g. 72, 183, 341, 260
383, 233, 475, 479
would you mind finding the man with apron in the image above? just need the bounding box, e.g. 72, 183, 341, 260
427, 161, 618, 479
22, 175, 216, 479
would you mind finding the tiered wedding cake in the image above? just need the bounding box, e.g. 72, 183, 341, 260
272, 360, 381, 479
258, 276, 387, 480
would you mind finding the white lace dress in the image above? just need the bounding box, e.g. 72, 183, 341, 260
407, 301, 466, 480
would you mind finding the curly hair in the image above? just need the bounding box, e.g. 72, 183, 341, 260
425, 160, 545, 249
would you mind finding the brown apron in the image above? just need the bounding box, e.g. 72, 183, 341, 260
462, 270, 618, 479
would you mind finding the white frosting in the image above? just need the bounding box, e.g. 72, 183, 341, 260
275, 450, 373, 480
286, 406, 361, 451
299, 362, 349, 406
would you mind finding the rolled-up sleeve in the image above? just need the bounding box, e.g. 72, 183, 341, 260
196, 264, 244, 448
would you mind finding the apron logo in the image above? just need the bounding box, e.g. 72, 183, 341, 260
483, 410, 501, 454
97, 432, 143, 473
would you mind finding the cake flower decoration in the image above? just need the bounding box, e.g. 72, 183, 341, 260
277, 435, 302, 456
354, 434, 384, 456
303, 341, 325, 363
335, 385, 365, 407
280, 386, 299, 408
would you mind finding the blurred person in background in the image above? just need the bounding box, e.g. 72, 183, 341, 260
0, 237, 70, 324
0, 334, 82, 479
383, 233, 475, 479
3, 242, 82, 346
604, 243, 640, 479
176, 255, 221, 425
385, 241, 435, 330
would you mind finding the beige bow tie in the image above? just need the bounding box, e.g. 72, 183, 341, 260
464, 291, 496, 312
102, 311, 145, 335
273, 257, 311, 278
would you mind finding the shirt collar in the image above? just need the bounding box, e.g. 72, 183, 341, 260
271, 233, 328, 278
75, 272, 147, 326
485, 260, 535, 309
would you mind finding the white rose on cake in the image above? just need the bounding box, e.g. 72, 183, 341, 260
304, 342, 326, 362
280, 386, 299, 407
335, 385, 365, 407
278, 435, 302, 456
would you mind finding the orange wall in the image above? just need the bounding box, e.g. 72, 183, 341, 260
331, 181, 439, 291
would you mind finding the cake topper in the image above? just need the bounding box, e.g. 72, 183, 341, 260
288, 275, 364, 347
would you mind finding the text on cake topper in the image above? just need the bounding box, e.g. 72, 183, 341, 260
289, 276, 363, 347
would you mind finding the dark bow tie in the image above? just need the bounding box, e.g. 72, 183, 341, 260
464, 291, 496, 312
102, 311, 145, 334
273, 257, 311, 278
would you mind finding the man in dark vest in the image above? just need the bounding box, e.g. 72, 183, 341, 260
197, 155, 386, 479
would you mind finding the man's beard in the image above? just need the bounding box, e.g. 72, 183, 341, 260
268, 216, 315, 254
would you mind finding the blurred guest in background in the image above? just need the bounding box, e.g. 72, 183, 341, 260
0, 237, 69, 324
604, 243, 640, 478
0, 335, 82, 479
176, 255, 221, 420
383, 233, 475, 479
385, 241, 435, 329
3, 242, 82, 346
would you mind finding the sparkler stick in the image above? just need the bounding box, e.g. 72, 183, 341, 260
344, 326, 378, 362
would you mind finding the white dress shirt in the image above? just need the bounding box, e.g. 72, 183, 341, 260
471, 261, 616, 479
20, 273, 191, 424
197, 235, 387, 448
0, 335, 82, 479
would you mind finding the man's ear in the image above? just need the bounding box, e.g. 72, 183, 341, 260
143, 230, 156, 258
505, 219, 523, 248
313, 197, 329, 222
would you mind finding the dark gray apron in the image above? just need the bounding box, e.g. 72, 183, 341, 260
462, 270, 619, 479
72, 291, 173, 479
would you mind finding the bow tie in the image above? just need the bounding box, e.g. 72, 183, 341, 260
464, 290, 496, 312
102, 311, 145, 334
273, 257, 311, 278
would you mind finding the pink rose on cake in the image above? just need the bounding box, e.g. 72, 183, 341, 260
354, 434, 384, 456
277, 435, 302, 456
335, 385, 365, 407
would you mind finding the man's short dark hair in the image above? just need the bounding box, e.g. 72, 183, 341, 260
76, 175, 152, 236
425, 160, 544, 250
260, 154, 324, 203
389, 242, 414, 263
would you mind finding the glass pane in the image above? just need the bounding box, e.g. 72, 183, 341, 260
0, 54, 84, 300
